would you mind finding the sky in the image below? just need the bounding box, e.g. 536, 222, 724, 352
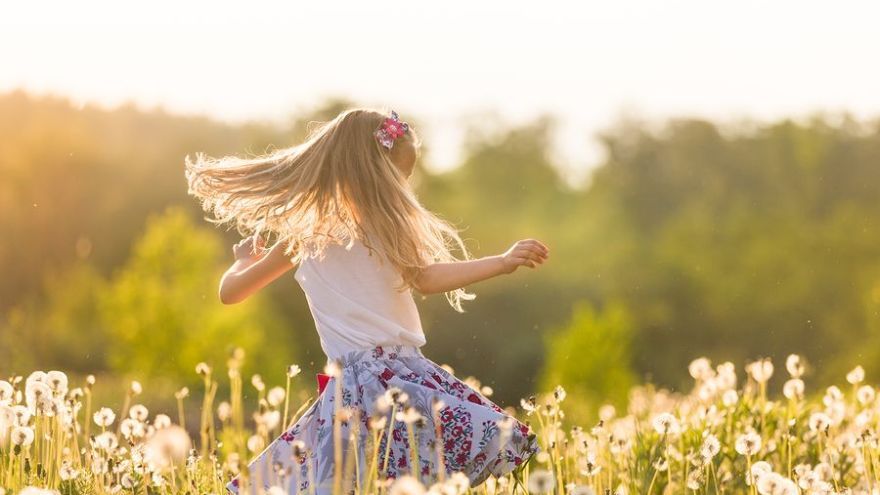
2, 0, 879, 184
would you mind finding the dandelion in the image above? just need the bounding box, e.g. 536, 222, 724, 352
785, 354, 805, 378
846, 365, 865, 385
11, 426, 34, 446
722, 389, 739, 407
59, 461, 79, 481
856, 385, 875, 406
25, 380, 53, 414
747, 358, 774, 383
689, 357, 713, 381
528, 469, 555, 494
553, 385, 567, 403
700, 433, 721, 460
251, 374, 265, 392
369, 415, 387, 431
267, 386, 285, 407
195, 362, 212, 376
651, 412, 680, 436
390, 475, 427, 495
128, 404, 149, 421
395, 407, 423, 425
521, 395, 538, 414
324, 361, 341, 378
782, 379, 804, 400
143, 424, 191, 470
808, 412, 832, 433
287, 364, 302, 377
129, 380, 142, 395
174, 387, 189, 400
153, 413, 172, 429
247, 434, 264, 453
93, 407, 116, 428
748, 460, 772, 486
45, 370, 68, 396
735, 431, 762, 456
217, 401, 231, 422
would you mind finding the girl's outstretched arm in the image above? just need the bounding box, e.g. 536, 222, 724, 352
219, 235, 295, 304
413, 239, 549, 295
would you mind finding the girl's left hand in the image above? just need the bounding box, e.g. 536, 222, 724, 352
233, 234, 266, 262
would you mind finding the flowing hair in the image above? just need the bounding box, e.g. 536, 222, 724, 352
184, 107, 476, 312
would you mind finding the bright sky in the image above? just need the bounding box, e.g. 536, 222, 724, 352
2, 0, 879, 184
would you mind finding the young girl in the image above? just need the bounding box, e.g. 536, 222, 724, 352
185, 108, 549, 494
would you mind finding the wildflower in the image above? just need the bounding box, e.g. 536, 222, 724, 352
599, 404, 616, 421
652, 457, 669, 472
782, 379, 804, 400
785, 354, 805, 378
527, 469, 555, 494
59, 461, 79, 481
735, 431, 762, 456
267, 387, 285, 407
396, 407, 423, 425
92, 431, 119, 451
846, 365, 865, 385
129, 381, 142, 396
746, 358, 774, 383
569, 486, 596, 495
520, 396, 538, 415
856, 385, 875, 406
11, 426, 34, 447
45, 370, 68, 397
25, 380, 53, 415
689, 357, 713, 381
217, 401, 231, 422
128, 404, 149, 422
174, 387, 189, 400
93, 407, 116, 428
700, 433, 721, 460
144, 424, 191, 470
651, 413, 680, 436
153, 413, 172, 429
0, 380, 13, 403
808, 412, 832, 433
251, 375, 265, 392
390, 475, 427, 495
722, 389, 739, 407
369, 416, 387, 431
384, 387, 408, 406
748, 460, 772, 486
287, 364, 302, 378
553, 385, 567, 403
195, 362, 211, 376
686, 468, 705, 490
247, 434, 264, 453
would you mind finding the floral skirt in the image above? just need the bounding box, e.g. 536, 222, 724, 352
227, 345, 539, 494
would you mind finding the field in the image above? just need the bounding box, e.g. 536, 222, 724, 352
0, 351, 876, 495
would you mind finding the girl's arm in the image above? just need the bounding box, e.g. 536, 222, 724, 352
219, 235, 295, 304
413, 239, 549, 295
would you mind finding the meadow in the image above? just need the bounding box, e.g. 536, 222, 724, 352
1, 350, 877, 495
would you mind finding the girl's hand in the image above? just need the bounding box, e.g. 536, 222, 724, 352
233, 234, 267, 263
499, 239, 549, 274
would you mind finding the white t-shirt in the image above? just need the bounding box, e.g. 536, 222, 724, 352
293, 237, 426, 360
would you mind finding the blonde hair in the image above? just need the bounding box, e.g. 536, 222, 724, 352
184, 107, 475, 312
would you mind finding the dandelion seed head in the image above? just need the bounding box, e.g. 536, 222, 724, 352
267, 386, 285, 407
735, 431, 762, 456
287, 364, 302, 378
783, 379, 805, 400
846, 365, 865, 385
93, 407, 116, 428
785, 354, 805, 378
527, 469, 555, 494
389, 474, 427, 495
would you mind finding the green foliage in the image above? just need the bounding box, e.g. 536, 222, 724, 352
539, 300, 636, 425
97, 206, 291, 385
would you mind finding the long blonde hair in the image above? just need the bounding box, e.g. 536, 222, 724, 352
184, 107, 475, 311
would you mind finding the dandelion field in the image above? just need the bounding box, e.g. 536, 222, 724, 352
1, 350, 878, 495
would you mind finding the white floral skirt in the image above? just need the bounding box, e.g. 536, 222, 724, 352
227, 345, 539, 494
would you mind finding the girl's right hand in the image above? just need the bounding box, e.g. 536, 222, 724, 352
233, 234, 266, 263
500, 239, 549, 274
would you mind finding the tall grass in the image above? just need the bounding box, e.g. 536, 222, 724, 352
0, 350, 877, 495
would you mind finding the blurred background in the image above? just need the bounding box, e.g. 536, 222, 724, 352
2, 1, 880, 425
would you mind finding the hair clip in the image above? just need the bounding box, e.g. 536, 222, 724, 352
374, 110, 409, 149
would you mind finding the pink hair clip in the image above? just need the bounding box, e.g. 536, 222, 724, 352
374, 110, 409, 149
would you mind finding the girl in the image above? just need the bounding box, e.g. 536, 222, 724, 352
185, 108, 548, 494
